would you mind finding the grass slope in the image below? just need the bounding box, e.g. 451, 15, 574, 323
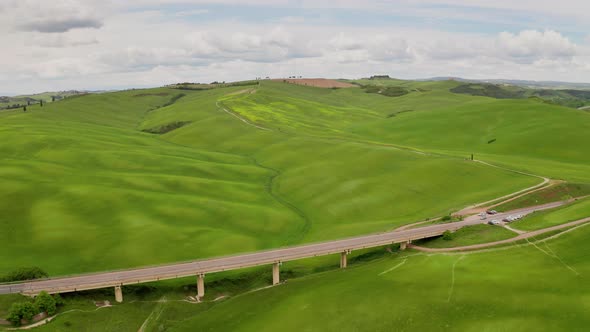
141, 82, 539, 241
512, 197, 590, 231
414, 224, 516, 248
0, 88, 303, 274
351, 91, 590, 182
494, 182, 590, 211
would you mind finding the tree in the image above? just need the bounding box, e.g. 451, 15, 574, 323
7, 302, 38, 326
7, 303, 24, 326
35, 291, 57, 315
23, 106, 27, 112
21, 302, 37, 321
40, 100, 43, 107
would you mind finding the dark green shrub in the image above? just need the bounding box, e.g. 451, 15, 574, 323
441, 215, 452, 222
142, 121, 191, 134
54, 294, 64, 306
442, 230, 454, 241
0, 267, 48, 282
161, 93, 186, 107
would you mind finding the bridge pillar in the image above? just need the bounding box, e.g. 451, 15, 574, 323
272, 262, 280, 285
340, 252, 347, 268
114, 285, 123, 303
400, 241, 409, 250
197, 273, 205, 299
340, 250, 351, 268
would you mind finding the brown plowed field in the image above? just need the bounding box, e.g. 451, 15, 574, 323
273, 78, 357, 88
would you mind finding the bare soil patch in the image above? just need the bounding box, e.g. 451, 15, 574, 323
225, 88, 257, 96
94, 300, 111, 307
274, 78, 356, 88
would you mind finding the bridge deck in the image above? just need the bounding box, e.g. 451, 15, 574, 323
0, 201, 565, 295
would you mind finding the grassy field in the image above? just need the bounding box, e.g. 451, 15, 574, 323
345, 80, 590, 183
511, 197, 590, 231
0, 82, 544, 276
413, 224, 516, 248
0, 88, 306, 274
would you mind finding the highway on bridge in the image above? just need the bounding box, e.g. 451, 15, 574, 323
0, 201, 567, 297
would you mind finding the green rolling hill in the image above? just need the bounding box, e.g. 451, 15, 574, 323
0, 82, 543, 274
1, 78, 589, 331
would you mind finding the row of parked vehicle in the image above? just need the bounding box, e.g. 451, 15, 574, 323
503, 214, 523, 222
487, 214, 524, 225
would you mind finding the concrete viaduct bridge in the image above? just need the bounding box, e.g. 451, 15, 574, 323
0, 202, 565, 302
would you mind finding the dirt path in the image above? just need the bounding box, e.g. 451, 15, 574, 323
503, 224, 525, 234
485, 180, 563, 210
409, 217, 590, 253
454, 160, 550, 216
400, 160, 554, 232
215, 101, 271, 131
5, 306, 112, 330
137, 297, 166, 332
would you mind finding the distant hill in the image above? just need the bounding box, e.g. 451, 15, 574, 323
359, 76, 590, 108
427, 77, 590, 90
450, 83, 590, 109
0, 90, 90, 110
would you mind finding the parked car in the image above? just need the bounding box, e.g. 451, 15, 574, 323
486, 210, 498, 215
488, 219, 500, 225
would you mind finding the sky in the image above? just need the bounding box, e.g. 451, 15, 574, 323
1, 0, 590, 95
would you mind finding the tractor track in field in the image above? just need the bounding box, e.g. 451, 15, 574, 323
215, 101, 271, 131
250, 157, 312, 244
